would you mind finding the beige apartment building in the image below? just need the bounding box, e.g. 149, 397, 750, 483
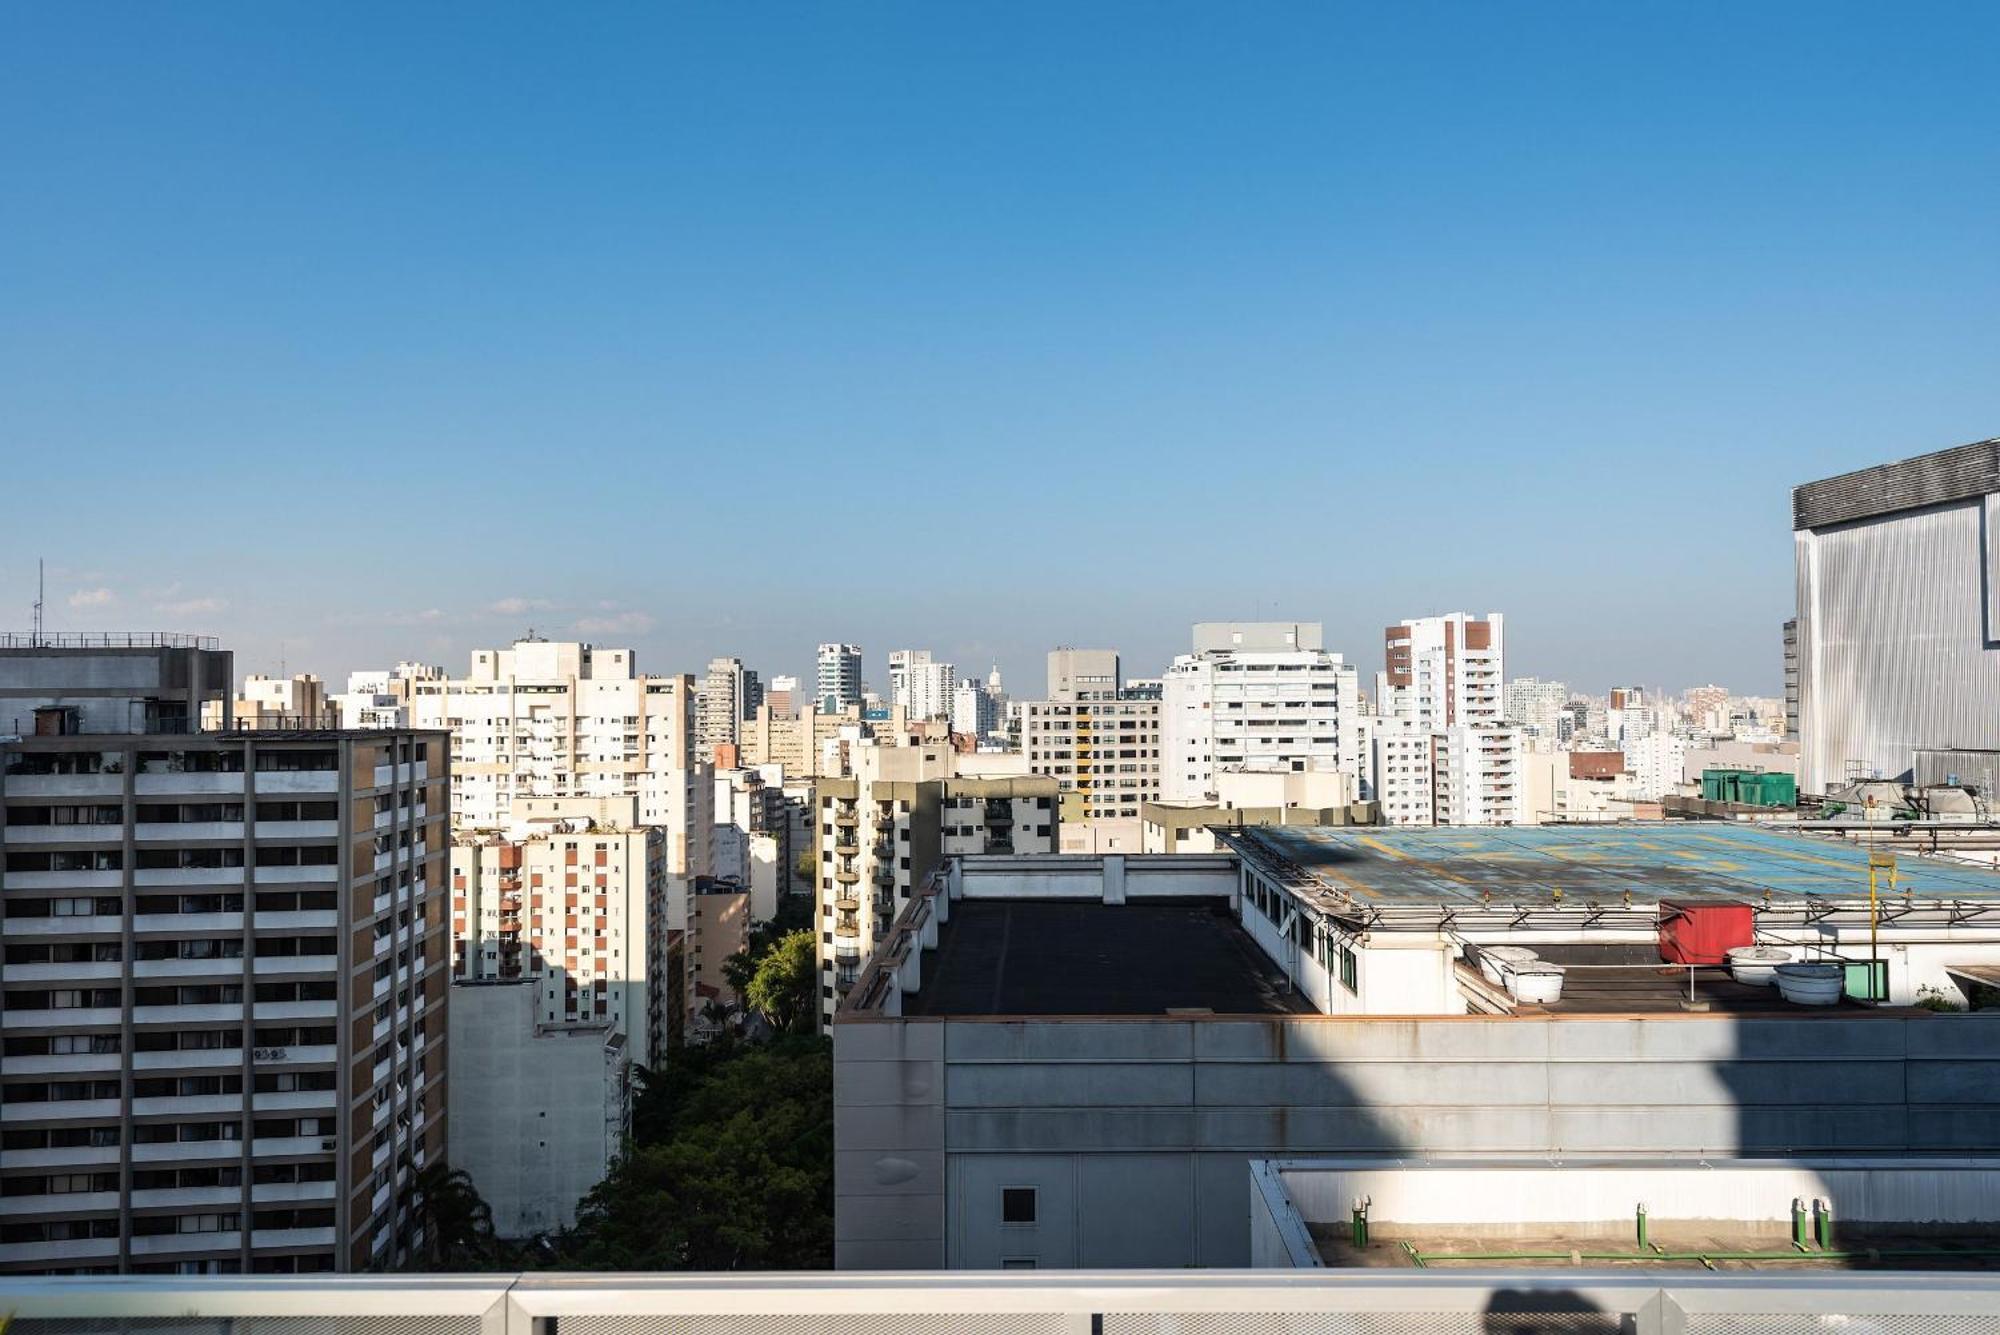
1021, 650, 1162, 836
449, 795, 666, 1064
812, 740, 1056, 1024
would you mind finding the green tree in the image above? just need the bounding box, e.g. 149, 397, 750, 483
561, 1038, 833, 1269
403, 1162, 502, 1270
745, 929, 817, 1034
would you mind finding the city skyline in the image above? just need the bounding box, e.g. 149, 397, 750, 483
7, 5, 1998, 696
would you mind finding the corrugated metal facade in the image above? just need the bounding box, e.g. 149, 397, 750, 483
1794, 493, 2000, 792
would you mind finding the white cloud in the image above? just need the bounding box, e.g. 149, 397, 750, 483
574, 611, 655, 635
67, 587, 116, 609
487, 596, 555, 617
155, 597, 226, 617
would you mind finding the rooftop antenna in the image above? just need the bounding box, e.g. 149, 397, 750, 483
31, 558, 44, 646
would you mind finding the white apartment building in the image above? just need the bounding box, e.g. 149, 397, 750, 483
332, 663, 441, 731
887, 650, 955, 721
950, 677, 1001, 742
695, 657, 761, 763
816, 644, 862, 713
1624, 730, 1690, 802
1160, 623, 1363, 804
0, 639, 447, 1275
450, 795, 667, 1063
1435, 723, 1526, 825
405, 640, 701, 831
1503, 675, 1570, 743
1377, 613, 1504, 729
1369, 716, 1439, 825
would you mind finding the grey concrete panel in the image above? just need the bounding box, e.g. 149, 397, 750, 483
1907, 1108, 2000, 1151
949, 1153, 1076, 1269
1194, 1152, 1256, 1267
837, 1102, 946, 1153
1547, 1060, 1909, 1107
835, 1018, 944, 1063
946, 1061, 1193, 1108
1904, 1015, 2000, 1057
836, 1148, 945, 1198
945, 1109, 1196, 1152
1191, 1020, 1281, 1062
835, 1235, 946, 1270
945, 1019, 1195, 1064
1543, 1018, 1906, 1064
1277, 1019, 1555, 1064
1078, 1154, 1195, 1268
1904, 1062, 2000, 1104
1194, 1060, 1551, 1108
835, 1191, 946, 1242
834, 1058, 943, 1107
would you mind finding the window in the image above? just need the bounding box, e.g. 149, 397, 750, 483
1339, 945, 1358, 993
1001, 1187, 1037, 1224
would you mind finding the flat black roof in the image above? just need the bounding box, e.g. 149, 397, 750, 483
902, 898, 1314, 1018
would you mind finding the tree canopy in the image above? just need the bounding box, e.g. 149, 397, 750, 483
745, 929, 817, 1035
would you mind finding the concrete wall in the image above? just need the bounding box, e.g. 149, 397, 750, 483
448, 983, 629, 1238
1271, 1158, 2000, 1235
834, 1011, 2000, 1270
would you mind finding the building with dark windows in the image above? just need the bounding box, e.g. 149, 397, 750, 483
0, 635, 449, 1274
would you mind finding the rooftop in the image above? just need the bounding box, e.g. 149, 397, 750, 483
1224, 822, 2000, 915
900, 898, 1313, 1018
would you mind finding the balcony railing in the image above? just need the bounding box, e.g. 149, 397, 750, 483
0, 1272, 1994, 1334
0, 631, 219, 650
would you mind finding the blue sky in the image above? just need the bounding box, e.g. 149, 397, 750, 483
4, 3, 1996, 697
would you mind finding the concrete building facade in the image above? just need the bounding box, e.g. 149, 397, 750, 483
0, 639, 448, 1274
449, 796, 666, 1063
1162, 624, 1363, 805
445, 980, 627, 1238
1793, 437, 2000, 793
817, 644, 863, 714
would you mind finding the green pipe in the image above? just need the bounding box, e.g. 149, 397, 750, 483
1635, 1203, 1648, 1251
1815, 1199, 1836, 1251
1791, 1198, 1811, 1251
1399, 1240, 1427, 1268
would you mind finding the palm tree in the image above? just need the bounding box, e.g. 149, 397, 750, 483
404, 1162, 499, 1270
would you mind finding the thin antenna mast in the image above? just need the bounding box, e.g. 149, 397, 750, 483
32, 559, 44, 646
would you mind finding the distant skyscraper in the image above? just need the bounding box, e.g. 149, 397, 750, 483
816, 643, 862, 713
698, 656, 760, 760
1160, 623, 1363, 803
766, 674, 799, 716
1378, 613, 1505, 729
888, 649, 955, 720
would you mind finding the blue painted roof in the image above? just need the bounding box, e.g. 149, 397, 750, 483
1233, 822, 2000, 905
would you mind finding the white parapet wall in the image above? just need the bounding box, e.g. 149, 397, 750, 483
1256, 1156, 2000, 1256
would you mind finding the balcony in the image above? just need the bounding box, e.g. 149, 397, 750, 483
833, 809, 859, 829
834, 865, 860, 885
833, 838, 859, 857
833, 896, 860, 913
0, 1274, 1989, 1333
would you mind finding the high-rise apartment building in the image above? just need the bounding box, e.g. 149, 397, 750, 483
1022, 649, 1163, 825
1503, 676, 1569, 741
201, 675, 329, 730
887, 650, 954, 722
765, 675, 799, 717
332, 664, 442, 732
399, 639, 708, 902
950, 677, 1001, 743
450, 795, 666, 1062
0, 637, 449, 1274
696, 657, 761, 763
813, 741, 1056, 1023
1160, 623, 1363, 803
816, 644, 862, 714
1377, 613, 1504, 729
1434, 724, 1526, 825
1369, 717, 1438, 825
